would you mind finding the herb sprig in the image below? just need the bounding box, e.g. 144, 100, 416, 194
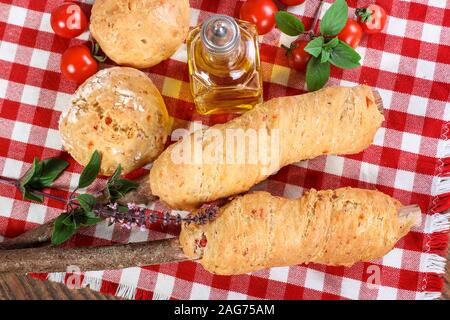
51, 151, 103, 244
16, 151, 140, 245
1, 151, 219, 246
276, 0, 361, 91
51, 151, 142, 244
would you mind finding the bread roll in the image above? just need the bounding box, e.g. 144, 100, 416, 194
90, 0, 190, 68
150, 85, 384, 210
180, 188, 421, 275
59, 67, 172, 175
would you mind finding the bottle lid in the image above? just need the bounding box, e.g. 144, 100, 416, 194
201, 14, 240, 53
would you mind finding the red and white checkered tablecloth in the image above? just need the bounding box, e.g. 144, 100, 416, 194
0, 0, 449, 300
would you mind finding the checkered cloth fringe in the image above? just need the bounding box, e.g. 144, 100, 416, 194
0, 0, 449, 299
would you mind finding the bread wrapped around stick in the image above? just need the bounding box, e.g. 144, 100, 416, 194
150, 86, 384, 210
180, 188, 421, 275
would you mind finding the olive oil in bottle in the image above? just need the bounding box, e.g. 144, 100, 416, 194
187, 14, 262, 115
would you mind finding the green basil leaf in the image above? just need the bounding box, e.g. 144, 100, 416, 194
18, 185, 26, 197
73, 212, 84, 229
83, 215, 102, 226
19, 159, 42, 202
107, 164, 138, 201
20, 158, 39, 187
73, 219, 81, 229
329, 40, 361, 69
76, 206, 99, 228
52, 213, 76, 245
304, 36, 324, 58
104, 186, 111, 200
108, 178, 139, 201
323, 37, 339, 49
54, 212, 70, 227
76, 193, 96, 212
306, 57, 330, 91
62, 214, 74, 227
36, 158, 69, 187
20, 157, 68, 192
85, 210, 98, 218
109, 164, 122, 185
321, 50, 331, 63
78, 150, 101, 189
320, 0, 349, 36
275, 11, 305, 36
76, 209, 102, 226
106, 188, 118, 201
33, 158, 44, 180
106, 164, 123, 198
117, 179, 139, 196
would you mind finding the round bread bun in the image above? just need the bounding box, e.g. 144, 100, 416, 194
59, 67, 172, 176
90, 0, 190, 69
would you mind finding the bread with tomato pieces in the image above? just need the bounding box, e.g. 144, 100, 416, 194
90, 0, 190, 68
180, 188, 421, 275
59, 67, 172, 176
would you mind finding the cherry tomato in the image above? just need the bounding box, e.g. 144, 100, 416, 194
283, 39, 310, 72
337, 19, 363, 48
61, 45, 98, 84
239, 0, 278, 35
279, 0, 306, 5
51, 2, 88, 39
356, 4, 387, 34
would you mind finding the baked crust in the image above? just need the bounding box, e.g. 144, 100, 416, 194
90, 0, 190, 68
59, 67, 172, 175
150, 85, 385, 210
180, 188, 419, 275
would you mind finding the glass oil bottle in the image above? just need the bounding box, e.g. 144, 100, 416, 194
187, 14, 263, 115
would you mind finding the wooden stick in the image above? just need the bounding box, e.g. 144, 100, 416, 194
0, 205, 421, 274
0, 221, 54, 250
0, 238, 189, 274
